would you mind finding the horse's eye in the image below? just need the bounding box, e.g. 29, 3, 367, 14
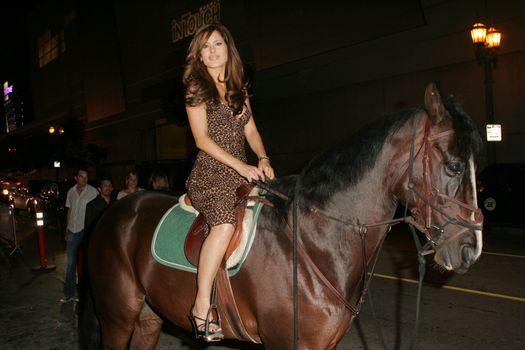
446, 161, 465, 176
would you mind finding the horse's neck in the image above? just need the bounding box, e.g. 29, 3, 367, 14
326, 147, 400, 223
298, 143, 402, 302
323, 118, 415, 221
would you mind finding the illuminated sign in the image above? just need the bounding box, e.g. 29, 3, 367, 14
3, 81, 13, 102
4, 80, 24, 133
4, 85, 13, 96
486, 124, 502, 142
171, 0, 220, 43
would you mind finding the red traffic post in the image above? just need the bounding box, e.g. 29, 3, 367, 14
32, 201, 56, 271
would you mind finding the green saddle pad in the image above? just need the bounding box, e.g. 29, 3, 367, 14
151, 200, 264, 276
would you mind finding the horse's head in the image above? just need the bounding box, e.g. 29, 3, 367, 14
398, 83, 484, 274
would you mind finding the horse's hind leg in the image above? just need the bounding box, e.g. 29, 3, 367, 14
96, 293, 144, 349
130, 302, 163, 350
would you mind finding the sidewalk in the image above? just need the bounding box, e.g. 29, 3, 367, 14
0, 213, 78, 349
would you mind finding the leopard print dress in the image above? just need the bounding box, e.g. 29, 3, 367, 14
186, 100, 250, 227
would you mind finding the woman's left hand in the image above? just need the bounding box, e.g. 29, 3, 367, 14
258, 159, 275, 180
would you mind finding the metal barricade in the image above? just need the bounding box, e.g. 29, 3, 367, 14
0, 202, 19, 255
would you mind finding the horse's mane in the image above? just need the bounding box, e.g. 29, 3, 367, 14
264, 95, 483, 223
444, 95, 484, 163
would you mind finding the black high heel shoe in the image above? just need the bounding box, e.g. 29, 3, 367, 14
188, 307, 224, 342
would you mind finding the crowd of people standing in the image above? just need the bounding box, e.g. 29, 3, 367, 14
59, 168, 171, 303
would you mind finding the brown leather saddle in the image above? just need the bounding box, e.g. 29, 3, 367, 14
184, 183, 269, 267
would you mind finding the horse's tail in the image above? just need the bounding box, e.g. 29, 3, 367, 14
77, 251, 101, 349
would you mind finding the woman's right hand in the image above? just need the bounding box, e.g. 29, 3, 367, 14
235, 163, 265, 183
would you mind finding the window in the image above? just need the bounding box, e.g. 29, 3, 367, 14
38, 30, 60, 68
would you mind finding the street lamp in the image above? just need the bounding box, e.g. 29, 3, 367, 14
48, 125, 65, 134
470, 22, 502, 164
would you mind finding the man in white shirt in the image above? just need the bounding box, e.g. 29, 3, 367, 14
60, 169, 98, 303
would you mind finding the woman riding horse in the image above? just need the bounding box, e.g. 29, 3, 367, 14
85, 82, 483, 349
183, 23, 275, 341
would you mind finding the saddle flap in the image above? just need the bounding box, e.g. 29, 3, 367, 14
184, 214, 207, 267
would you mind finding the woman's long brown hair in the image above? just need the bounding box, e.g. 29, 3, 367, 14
183, 23, 246, 115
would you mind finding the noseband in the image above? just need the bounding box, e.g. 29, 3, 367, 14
404, 114, 483, 253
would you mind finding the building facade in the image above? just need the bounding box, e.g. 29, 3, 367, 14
15, 0, 525, 187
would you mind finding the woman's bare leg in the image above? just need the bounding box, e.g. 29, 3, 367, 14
192, 223, 234, 329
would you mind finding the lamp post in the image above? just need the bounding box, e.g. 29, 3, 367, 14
48, 125, 65, 181
470, 22, 502, 165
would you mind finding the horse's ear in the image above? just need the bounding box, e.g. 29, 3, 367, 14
424, 82, 446, 125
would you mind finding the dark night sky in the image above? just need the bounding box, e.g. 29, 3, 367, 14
0, 2, 33, 77
1, 1, 37, 127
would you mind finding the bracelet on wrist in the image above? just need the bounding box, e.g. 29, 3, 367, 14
258, 156, 270, 162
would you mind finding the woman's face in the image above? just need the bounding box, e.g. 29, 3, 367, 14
126, 175, 138, 189
200, 30, 228, 70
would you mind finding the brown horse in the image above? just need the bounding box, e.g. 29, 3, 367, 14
85, 83, 483, 349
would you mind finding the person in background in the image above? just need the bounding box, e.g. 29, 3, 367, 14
183, 23, 274, 341
60, 168, 98, 303
116, 171, 143, 200
148, 170, 170, 192
84, 176, 115, 242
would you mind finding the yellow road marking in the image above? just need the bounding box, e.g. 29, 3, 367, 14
483, 251, 525, 259
371, 272, 525, 303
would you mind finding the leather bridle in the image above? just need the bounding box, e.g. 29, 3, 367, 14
402, 114, 483, 255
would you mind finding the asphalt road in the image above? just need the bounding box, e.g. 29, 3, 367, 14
1, 212, 524, 349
